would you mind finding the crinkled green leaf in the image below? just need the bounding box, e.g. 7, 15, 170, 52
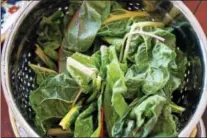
112, 95, 177, 137
29, 73, 80, 133
149, 105, 178, 137
37, 11, 64, 49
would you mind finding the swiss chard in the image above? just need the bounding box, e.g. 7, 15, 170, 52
35, 44, 57, 71
74, 102, 97, 137
29, 63, 57, 85
124, 23, 182, 98
60, 1, 111, 72
37, 11, 64, 50
91, 86, 104, 137
66, 53, 99, 93
112, 95, 177, 137
29, 2, 189, 137
59, 104, 82, 131
102, 46, 129, 137
29, 73, 81, 133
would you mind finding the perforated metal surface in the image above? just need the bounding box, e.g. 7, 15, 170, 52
3, 0, 206, 137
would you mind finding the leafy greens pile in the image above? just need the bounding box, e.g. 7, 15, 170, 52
29, 0, 187, 137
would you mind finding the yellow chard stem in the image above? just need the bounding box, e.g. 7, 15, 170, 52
102, 10, 149, 24
59, 106, 80, 130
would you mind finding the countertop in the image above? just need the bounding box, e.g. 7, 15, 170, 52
1, 1, 207, 137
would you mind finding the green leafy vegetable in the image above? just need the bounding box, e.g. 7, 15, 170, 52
91, 88, 104, 137
66, 53, 98, 93
112, 95, 177, 137
60, 1, 111, 71
29, 2, 189, 137
149, 105, 178, 137
107, 60, 128, 117
37, 11, 64, 50
29, 73, 80, 133
35, 44, 57, 71
74, 102, 97, 137
29, 63, 57, 85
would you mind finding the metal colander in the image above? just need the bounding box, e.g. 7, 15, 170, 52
1, 0, 207, 137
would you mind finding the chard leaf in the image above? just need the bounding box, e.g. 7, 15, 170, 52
143, 67, 169, 94
29, 73, 80, 133
103, 46, 128, 136
37, 11, 64, 49
107, 60, 128, 117
103, 84, 119, 137
66, 54, 98, 93
100, 46, 121, 77
99, 19, 133, 37
164, 49, 187, 97
43, 47, 58, 61
61, 1, 111, 53
28, 63, 57, 85
102, 37, 123, 51
59, 1, 111, 72
74, 102, 97, 137
74, 116, 94, 137
125, 27, 180, 97
112, 95, 177, 137
149, 105, 178, 137
71, 52, 98, 71
129, 95, 167, 137
91, 51, 101, 70
91, 87, 104, 137
35, 45, 57, 71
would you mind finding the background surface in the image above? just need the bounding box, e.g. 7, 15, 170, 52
1, 1, 207, 137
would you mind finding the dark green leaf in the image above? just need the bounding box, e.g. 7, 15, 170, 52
37, 11, 64, 48
61, 1, 111, 53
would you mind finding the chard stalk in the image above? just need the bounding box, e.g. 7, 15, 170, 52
47, 128, 71, 136
67, 57, 96, 78
59, 106, 81, 130
169, 103, 185, 113
102, 10, 148, 24
72, 89, 82, 107
131, 21, 164, 29
125, 31, 165, 42
86, 75, 102, 103
120, 22, 165, 62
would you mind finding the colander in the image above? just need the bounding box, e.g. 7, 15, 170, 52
1, 0, 207, 137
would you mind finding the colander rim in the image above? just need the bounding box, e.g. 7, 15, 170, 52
1, 1, 207, 137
